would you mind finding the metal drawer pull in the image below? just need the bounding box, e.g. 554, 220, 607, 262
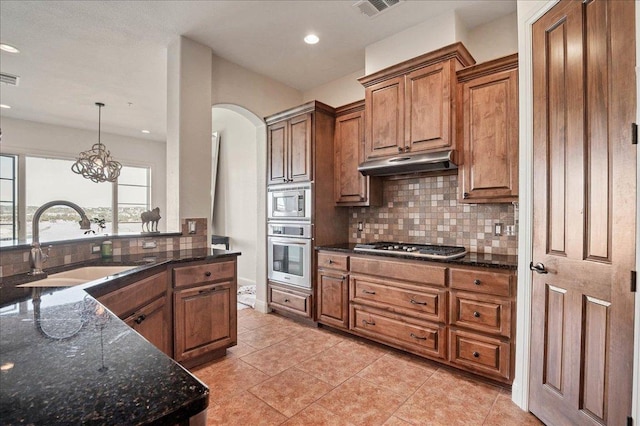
473, 279, 481, 285
199, 287, 216, 294
473, 311, 480, 318
134, 314, 146, 324
362, 289, 376, 295
410, 299, 427, 305
204, 271, 212, 277
362, 319, 376, 326
473, 352, 480, 358
410, 333, 427, 340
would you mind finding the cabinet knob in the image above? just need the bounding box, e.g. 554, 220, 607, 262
473, 351, 480, 358
205, 271, 212, 277
404, 146, 410, 152
397, 147, 403, 152
473, 279, 481, 286
134, 314, 146, 324
463, 192, 470, 199
328, 259, 334, 264
473, 311, 480, 318
284, 298, 290, 303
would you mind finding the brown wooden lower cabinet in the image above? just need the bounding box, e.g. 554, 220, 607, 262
268, 281, 312, 318
351, 304, 447, 360
316, 250, 516, 385
173, 281, 234, 363
97, 271, 172, 356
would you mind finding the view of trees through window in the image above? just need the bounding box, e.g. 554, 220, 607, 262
0, 155, 150, 243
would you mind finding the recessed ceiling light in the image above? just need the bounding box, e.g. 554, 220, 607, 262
0, 44, 20, 53
304, 34, 319, 45
0, 104, 11, 109
141, 130, 150, 134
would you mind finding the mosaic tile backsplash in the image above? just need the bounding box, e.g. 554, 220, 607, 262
349, 174, 518, 256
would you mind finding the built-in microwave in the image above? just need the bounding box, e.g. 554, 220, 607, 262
267, 183, 312, 221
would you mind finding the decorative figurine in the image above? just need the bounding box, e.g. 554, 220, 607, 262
141, 207, 161, 233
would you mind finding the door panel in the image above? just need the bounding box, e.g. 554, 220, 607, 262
335, 110, 366, 202
530, 1, 636, 425
289, 113, 312, 182
267, 121, 287, 184
365, 76, 404, 158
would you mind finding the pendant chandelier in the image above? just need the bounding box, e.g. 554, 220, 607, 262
71, 102, 122, 183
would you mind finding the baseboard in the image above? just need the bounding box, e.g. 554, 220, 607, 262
238, 277, 256, 288
254, 299, 270, 314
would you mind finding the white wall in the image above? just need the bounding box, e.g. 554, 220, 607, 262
211, 54, 303, 120
303, 69, 365, 107
211, 107, 259, 287
465, 12, 518, 63
167, 36, 213, 233
0, 116, 167, 229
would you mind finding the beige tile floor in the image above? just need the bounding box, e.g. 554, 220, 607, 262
191, 307, 543, 425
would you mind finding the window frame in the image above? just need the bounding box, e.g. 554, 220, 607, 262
3, 152, 151, 243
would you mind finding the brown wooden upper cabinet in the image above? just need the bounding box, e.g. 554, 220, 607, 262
267, 112, 313, 184
358, 43, 475, 161
334, 100, 382, 207
457, 54, 519, 203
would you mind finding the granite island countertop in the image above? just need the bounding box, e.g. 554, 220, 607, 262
316, 243, 517, 270
0, 248, 240, 425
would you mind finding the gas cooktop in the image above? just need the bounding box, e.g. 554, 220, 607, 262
353, 242, 467, 260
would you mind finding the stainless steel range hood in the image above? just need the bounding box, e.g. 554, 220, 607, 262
358, 150, 457, 176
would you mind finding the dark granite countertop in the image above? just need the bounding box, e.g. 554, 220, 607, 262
0, 248, 240, 425
316, 243, 517, 270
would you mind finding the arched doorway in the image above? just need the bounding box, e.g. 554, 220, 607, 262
211, 104, 268, 313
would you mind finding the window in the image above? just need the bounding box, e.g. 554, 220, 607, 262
0, 155, 17, 241
116, 166, 150, 233
5, 155, 151, 243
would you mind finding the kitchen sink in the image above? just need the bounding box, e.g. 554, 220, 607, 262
18, 266, 136, 288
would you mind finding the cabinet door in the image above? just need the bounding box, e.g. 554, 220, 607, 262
316, 269, 348, 329
460, 68, 518, 202
365, 76, 405, 159
174, 281, 232, 362
405, 61, 452, 153
267, 121, 288, 184
288, 113, 312, 182
335, 109, 367, 204
125, 296, 171, 356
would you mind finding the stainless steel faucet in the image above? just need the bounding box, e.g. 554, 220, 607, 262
29, 200, 92, 275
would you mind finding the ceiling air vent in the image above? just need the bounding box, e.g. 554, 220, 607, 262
0, 72, 19, 86
353, 0, 403, 18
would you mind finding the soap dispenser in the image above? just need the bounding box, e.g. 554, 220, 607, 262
101, 240, 113, 258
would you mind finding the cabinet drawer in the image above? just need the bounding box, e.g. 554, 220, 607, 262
450, 292, 512, 337
351, 256, 446, 286
351, 305, 446, 360
269, 284, 312, 318
449, 329, 511, 381
173, 261, 235, 288
98, 272, 167, 318
450, 268, 512, 297
350, 274, 446, 323
317, 252, 349, 271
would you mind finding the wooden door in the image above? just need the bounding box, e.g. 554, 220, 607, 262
404, 61, 452, 153
530, 1, 636, 425
335, 108, 367, 204
267, 120, 288, 184
317, 269, 349, 329
125, 296, 171, 356
364, 76, 405, 159
288, 113, 312, 182
173, 282, 232, 362
459, 56, 518, 203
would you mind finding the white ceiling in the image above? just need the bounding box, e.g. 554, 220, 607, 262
0, 0, 516, 142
